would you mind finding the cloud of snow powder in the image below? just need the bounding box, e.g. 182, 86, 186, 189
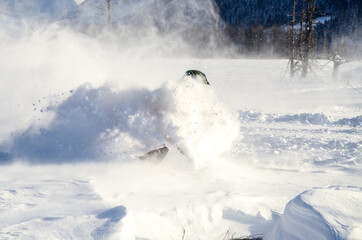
5, 73, 240, 167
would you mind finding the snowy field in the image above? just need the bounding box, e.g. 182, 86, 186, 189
0, 26, 362, 240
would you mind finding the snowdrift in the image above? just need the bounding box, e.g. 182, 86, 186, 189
265, 187, 362, 240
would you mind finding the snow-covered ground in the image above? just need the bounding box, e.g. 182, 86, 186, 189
0, 23, 362, 240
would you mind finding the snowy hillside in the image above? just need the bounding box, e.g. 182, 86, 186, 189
63, 0, 219, 32
0, 0, 77, 23
60, 0, 223, 57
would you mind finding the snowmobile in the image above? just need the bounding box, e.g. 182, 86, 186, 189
139, 69, 209, 163
185, 70, 210, 85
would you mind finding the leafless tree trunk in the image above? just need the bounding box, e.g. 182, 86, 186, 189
106, 0, 112, 32
290, 0, 297, 77
298, 0, 305, 60
332, 60, 341, 80
323, 29, 327, 57
301, 0, 316, 78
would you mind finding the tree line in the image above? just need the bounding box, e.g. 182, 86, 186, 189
222, 0, 361, 78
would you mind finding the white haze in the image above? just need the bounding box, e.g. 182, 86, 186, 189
60, 0, 236, 58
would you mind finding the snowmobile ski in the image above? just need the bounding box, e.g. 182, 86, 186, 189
139, 145, 169, 163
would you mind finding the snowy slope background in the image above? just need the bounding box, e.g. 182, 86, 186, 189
0, 0, 77, 23
60, 0, 229, 57
1, 1, 362, 240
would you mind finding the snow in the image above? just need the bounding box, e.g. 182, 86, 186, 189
0, 15, 362, 240
314, 16, 331, 25
265, 187, 362, 240
290, 16, 331, 31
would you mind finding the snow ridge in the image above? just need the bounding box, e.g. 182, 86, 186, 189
265, 187, 362, 240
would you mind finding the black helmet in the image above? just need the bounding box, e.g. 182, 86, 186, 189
185, 70, 210, 85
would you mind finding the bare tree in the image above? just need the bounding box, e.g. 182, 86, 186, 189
323, 29, 327, 57
301, 0, 316, 78
106, 0, 112, 32
288, 0, 317, 78
298, 0, 305, 60
290, 0, 297, 77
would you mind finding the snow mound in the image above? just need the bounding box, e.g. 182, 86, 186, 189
265, 186, 362, 240
335, 116, 362, 128
9, 75, 240, 167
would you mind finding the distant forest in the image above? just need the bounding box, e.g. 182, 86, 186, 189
214, 0, 362, 57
